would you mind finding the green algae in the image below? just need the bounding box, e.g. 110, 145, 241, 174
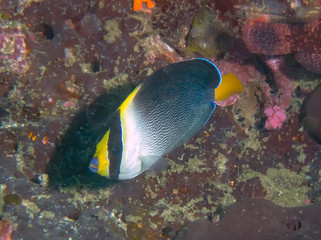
214, 153, 228, 176
185, 155, 210, 173
0, 185, 5, 214
103, 19, 122, 44
156, 197, 204, 223
22, 199, 41, 219
185, 7, 233, 58
3, 194, 22, 205
293, 144, 307, 163
103, 73, 130, 93
238, 163, 309, 207
39, 210, 55, 219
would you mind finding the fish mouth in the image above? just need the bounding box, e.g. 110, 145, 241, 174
89, 157, 99, 173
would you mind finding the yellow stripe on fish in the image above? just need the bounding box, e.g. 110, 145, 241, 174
90, 130, 110, 177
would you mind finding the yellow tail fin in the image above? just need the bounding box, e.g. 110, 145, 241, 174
215, 73, 243, 101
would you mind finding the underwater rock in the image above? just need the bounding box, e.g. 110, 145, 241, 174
151, 0, 201, 52
32, 23, 55, 42
185, 7, 233, 59
242, 16, 321, 74
3, 194, 22, 206
261, 56, 296, 130
0, 23, 30, 74
295, 51, 321, 74
0, 0, 321, 239
174, 198, 321, 240
301, 83, 321, 144
0, 220, 12, 240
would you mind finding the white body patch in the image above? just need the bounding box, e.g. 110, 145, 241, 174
119, 102, 142, 179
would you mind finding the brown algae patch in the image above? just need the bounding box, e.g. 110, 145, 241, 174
240, 131, 264, 153
156, 197, 209, 223
22, 199, 41, 219
103, 19, 122, 44
103, 73, 129, 93
213, 153, 228, 176
185, 155, 210, 173
238, 163, 309, 207
207, 180, 236, 207
292, 144, 306, 163
167, 159, 185, 174
0, 184, 6, 214
39, 210, 55, 219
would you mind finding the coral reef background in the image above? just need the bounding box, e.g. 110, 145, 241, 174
0, 0, 321, 239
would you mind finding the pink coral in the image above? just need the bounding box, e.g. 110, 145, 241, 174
264, 105, 287, 130
264, 57, 294, 110
261, 56, 295, 130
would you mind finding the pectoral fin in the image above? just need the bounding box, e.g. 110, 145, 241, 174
141, 156, 168, 175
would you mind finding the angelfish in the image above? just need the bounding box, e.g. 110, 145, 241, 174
89, 58, 242, 180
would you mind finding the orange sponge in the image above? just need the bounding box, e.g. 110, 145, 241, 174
133, 0, 155, 12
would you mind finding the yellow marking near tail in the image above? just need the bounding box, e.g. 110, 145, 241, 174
215, 73, 243, 101
94, 130, 110, 176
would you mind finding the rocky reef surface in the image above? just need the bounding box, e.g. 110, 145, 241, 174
0, 0, 321, 239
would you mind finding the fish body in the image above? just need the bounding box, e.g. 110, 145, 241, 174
89, 58, 242, 180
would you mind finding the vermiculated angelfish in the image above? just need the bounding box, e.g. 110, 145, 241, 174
89, 58, 242, 180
